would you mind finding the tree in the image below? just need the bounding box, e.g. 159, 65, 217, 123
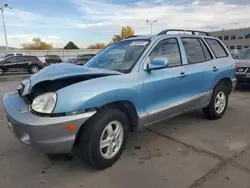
21, 37, 53, 50
64, 41, 79, 49
112, 26, 135, 43
87, 43, 106, 49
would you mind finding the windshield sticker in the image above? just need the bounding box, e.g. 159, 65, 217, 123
130, 41, 148, 46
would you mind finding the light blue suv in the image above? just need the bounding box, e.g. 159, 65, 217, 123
3, 29, 236, 169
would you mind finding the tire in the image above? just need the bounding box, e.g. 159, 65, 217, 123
29, 65, 39, 74
76, 108, 129, 170
203, 84, 229, 120
0, 67, 4, 76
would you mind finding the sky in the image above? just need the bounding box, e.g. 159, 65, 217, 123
0, 0, 250, 48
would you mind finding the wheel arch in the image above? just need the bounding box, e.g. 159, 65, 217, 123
213, 77, 232, 94
73, 100, 139, 147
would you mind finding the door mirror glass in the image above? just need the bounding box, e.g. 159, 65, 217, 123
147, 57, 169, 71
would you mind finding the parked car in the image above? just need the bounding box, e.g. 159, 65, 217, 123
3, 29, 236, 169
74, 54, 95, 65
0, 53, 25, 60
235, 48, 250, 85
0, 55, 44, 75
39, 55, 62, 66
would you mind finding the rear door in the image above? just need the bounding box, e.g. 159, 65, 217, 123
180, 37, 215, 106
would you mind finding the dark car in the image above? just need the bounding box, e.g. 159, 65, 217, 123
45, 55, 62, 65
0, 55, 44, 75
74, 54, 95, 65
235, 48, 250, 85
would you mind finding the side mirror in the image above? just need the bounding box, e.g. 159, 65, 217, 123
146, 57, 169, 71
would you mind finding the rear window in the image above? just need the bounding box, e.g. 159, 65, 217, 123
205, 38, 228, 58
181, 38, 206, 64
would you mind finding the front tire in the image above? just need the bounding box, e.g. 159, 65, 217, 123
29, 65, 39, 74
203, 84, 229, 120
76, 108, 129, 170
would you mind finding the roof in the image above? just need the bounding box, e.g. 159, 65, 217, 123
123, 34, 216, 42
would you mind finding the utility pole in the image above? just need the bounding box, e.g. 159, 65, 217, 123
0, 4, 12, 51
146, 20, 157, 35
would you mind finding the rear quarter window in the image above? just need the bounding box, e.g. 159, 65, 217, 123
205, 38, 228, 58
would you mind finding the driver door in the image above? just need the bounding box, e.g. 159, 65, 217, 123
141, 38, 190, 124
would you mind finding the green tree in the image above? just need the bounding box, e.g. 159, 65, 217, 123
21, 37, 53, 50
112, 26, 135, 43
64, 41, 79, 49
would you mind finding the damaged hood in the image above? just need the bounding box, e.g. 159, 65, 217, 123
30, 63, 122, 87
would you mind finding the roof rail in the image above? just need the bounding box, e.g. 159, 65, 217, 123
158, 29, 209, 36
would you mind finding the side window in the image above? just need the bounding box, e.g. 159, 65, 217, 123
7, 57, 16, 63
181, 38, 206, 64
149, 38, 182, 67
199, 39, 212, 61
205, 38, 228, 58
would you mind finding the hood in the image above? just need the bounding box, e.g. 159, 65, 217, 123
235, 59, 250, 67
30, 63, 122, 87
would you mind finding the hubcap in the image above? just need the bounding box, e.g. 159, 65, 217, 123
32, 66, 39, 73
100, 121, 124, 159
214, 91, 226, 114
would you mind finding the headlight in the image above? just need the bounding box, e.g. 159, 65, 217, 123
31, 92, 57, 114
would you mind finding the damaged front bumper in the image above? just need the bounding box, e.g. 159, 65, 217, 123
3, 91, 96, 154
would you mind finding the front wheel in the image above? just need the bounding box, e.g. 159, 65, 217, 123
203, 84, 229, 120
76, 108, 129, 169
29, 65, 39, 74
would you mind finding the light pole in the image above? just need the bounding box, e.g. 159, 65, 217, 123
0, 4, 12, 51
146, 20, 157, 35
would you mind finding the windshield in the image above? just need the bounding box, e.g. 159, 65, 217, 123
84, 40, 150, 73
237, 50, 250, 60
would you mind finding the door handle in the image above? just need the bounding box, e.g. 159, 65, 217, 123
213, 67, 219, 72
180, 72, 187, 78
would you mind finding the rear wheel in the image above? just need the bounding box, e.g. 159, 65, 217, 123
0, 67, 4, 76
29, 65, 39, 74
203, 84, 229, 120
76, 108, 129, 170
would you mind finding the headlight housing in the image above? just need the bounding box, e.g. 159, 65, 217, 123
31, 92, 57, 114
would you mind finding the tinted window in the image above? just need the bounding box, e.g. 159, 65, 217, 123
8, 57, 16, 63
224, 36, 229, 40
5, 54, 14, 58
246, 34, 250, 39
231, 35, 236, 40
237, 45, 242, 50
205, 39, 228, 58
199, 39, 212, 61
182, 38, 206, 64
218, 36, 222, 40
16, 53, 23, 55
238, 34, 243, 39
244, 45, 249, 49
149, 38, 181, 67
230, 46, 235, 50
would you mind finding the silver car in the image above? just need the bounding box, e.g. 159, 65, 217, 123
236, 49, 250, 85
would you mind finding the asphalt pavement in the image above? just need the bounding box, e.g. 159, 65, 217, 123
1, 74, 250, 188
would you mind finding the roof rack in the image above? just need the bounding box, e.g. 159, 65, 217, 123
157, 29, 209, 36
